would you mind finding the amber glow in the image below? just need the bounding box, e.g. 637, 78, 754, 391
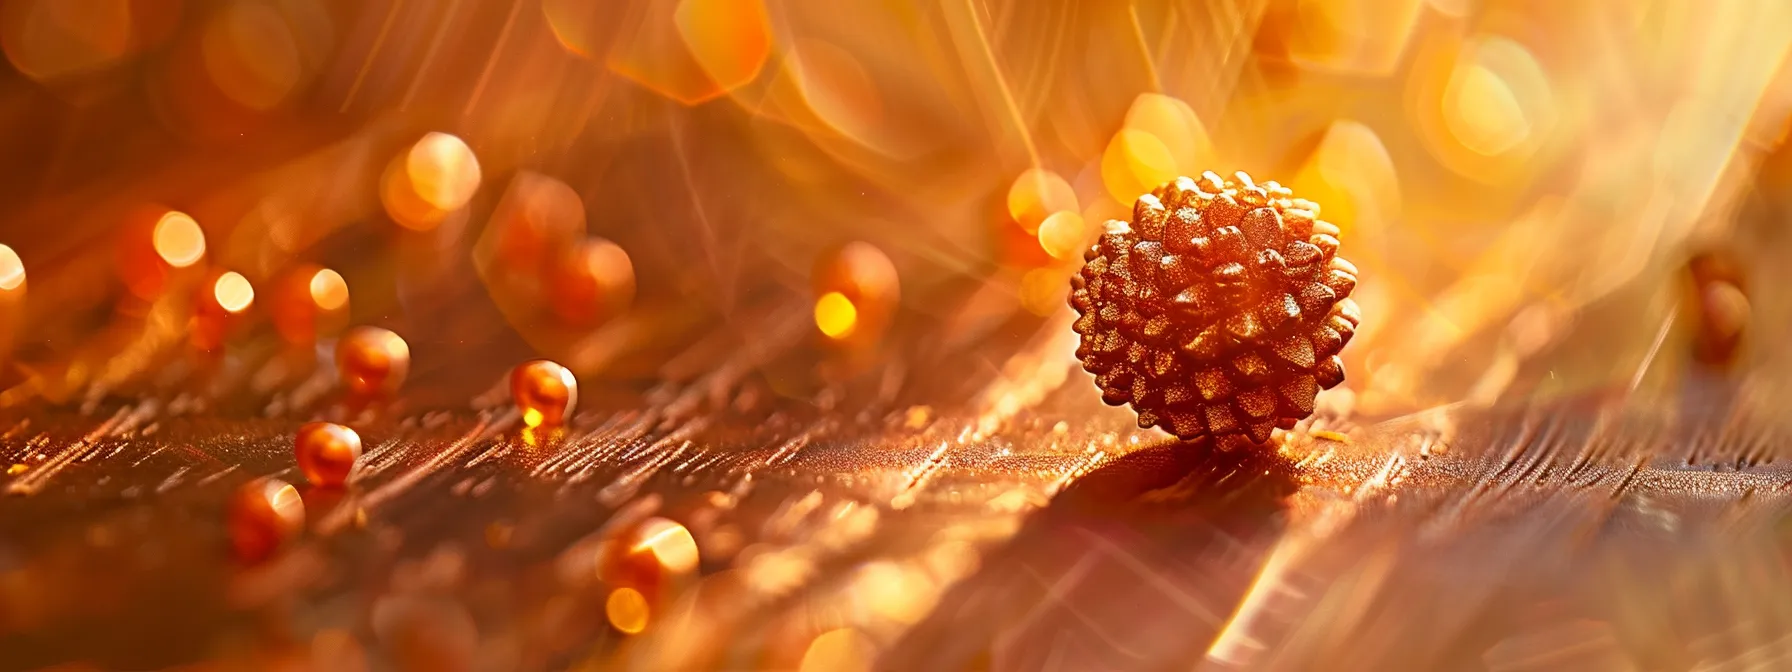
0, 0, 137, 83
1007, 169, 1077, 235
309, 269, 349, 311
406, 133, 482, 212
605, 587, 650, 634
0, 244, 23, 292
814, 291, 858, 339
799, 629, 876, 672
152, 211, 205, 268
200, 1, 301, 110
1036, 211, 1088, 261
212, 272, 254, 313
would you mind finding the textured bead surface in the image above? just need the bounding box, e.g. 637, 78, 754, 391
1070, 172, 1358, 444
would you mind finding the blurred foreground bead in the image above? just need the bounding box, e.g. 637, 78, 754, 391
295, 422, 362, 488
1070, 172, 1358, 444
336, 327, 410, 399
547, 237, 636, 327
1686, 251, 1748, 368
512, 360, 578, 428
228, 478, 306, 564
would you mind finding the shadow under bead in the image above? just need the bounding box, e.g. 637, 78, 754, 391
1069, 171, 1358, 445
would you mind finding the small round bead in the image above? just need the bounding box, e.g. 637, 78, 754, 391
295, 422, 363, 488
228, 477, 306, 564
511, 360, 578, 428
336, 326, 410, 398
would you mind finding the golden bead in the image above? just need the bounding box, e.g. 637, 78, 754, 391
295, 422, 362, 488
511, 359, 578, 428
227, 478, 306, 564
336, 326, 410, 399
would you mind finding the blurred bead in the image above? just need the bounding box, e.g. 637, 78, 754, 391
228, 477, 306, 564
192, 269, 255, 352
1037, 211, 1091, 260
371, 596, 477, 672
546, 237, 636, 327
1122, 94, 1214, 178
812, 242, 899, 345
1102, 129, 1178, 204
1007, 168, 1078, 235
337, 327, 411, 399
0, 244, 20, 363
0, 244, 23, 294
605, 0, 772, 105
382, 133, 482, 232
482, 171, 587, 274
606, 587, 650, 634
799, 628, 877, 672
273, 265, 350, 344
512, 360, 578, 428
295, 422, 362, 488
1687, 251, 1749, 367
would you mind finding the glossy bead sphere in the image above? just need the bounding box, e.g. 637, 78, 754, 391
511, 359, 578, 428
228, 478, 306, 563
336, 326, 411, 398
295, 422, 363, 488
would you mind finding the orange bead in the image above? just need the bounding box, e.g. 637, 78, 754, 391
295, 422, 363, 488
228, 477, 306, 564
336, 326, 410, 398
511, 360, 578, 428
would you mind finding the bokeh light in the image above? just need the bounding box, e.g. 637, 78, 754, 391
213, 272, 254, 314
1036, 211, 1089, 261
1006, 168, 1078, 235
406, 133, 482, 212
384, 133, 483, 232
152, 211, 206, 268
799, 628, 875, 672
814, 291, 857, 340
548, 238, 636, 327
0, 244, 23, 292
0, 0, 137, 84
1101, 129, 1178, 205
309, 269, 349, 312
606, 587, 650, 634
812, 242, 899, 347
605, 0, 772, 105
200, 1, 303, 111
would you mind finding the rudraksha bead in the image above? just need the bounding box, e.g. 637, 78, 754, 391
1070, 171, 1358, 444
